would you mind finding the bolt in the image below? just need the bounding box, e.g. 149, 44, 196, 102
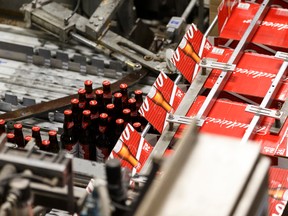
275, 110, 281, 116
98, 16, 104, 21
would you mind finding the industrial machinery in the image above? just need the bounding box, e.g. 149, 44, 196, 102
0, 0, 287, 215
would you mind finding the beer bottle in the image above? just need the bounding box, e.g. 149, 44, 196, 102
179, 37, 201, 63
32, 126, 42, 148
89, 100, 99, 135
79, 110, 93, 160
84, 80, 95, 104
95, 89, 105, 114
40, 140, 50, 152
128, 98, 138, 124
111, 118, 125, 147
78, 88, 87, 111
61, 109, 78, 157
24, 135, 32, 145
106, 104, 116, 131
102, 80, 112, 106
134, 89, 143, 111
113, 92, 123, 117
122, 109, 131, 127
120, 83, 128, 109
7, 133, 15, 144
148, 86, 174, 113
14, 123, 25, 148
70, 98, 81, 136
95, 113, 111, 162
48, 130, 60, 153
0, 119, 6, 135
133, 122, 142, 132
113, 140, 141, 171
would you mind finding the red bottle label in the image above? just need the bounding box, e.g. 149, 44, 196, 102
65, 143, 78, 157
79, 144, 90, 160
91, 113, 99, 120
96, 147, 109, 162
86, 93, 94, 99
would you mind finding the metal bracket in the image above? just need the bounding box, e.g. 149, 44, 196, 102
199, 58, 236, 71
275, 51, 288, 61
245, 105, 282, 119
166, 114, 203, 126
270, 99, 288, 134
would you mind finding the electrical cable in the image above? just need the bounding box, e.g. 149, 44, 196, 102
64, 0, 81, 25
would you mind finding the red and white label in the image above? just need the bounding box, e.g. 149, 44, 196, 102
110, 123, 153, 173
138, 72, 184, 133
269, 168, 288, 216
170, 24, 212, 83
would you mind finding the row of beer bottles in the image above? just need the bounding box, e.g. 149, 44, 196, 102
0, 119, 60, 153
61, 107, 143, 162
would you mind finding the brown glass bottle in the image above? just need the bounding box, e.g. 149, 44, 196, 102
134, 89, 143, 110
61, 109, 78, 157
14, 123, 25, 148
0, 119, 6, 135
89, 100, 99, 135
95, 89, 105, 114
78, 88, 87, 111
79, 110, 93, 160
106, 104, 116, 127
122, 109, 131, 127
84, 80, 95, 104
120, 83, 129, 109
134, 89, 148, 128
7, 133, 15, 143
24, 135, 32, 145
133, 122, 142, 132
111, 118, 125, 148
95, 113, 111, 162
102, 80, 112, 106
40, 140, 50, 151
70, 98, 81, 136
113, 92, 123, 117
32, 126, 42, 148
48, 130, 60, 153
128, 98, 138, 124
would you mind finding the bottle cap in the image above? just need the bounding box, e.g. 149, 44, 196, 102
114, 92, 122, 98
133, 122, 141, 128
120, 83, 128, 89
84, 80, 93, 86
116, 118, 124, 124
71, 98, 79, 104
64, 109, 72, 115
102, 80, 111, 86
100, 113, 108, 119
14, 123, 22, 129
0, 119, 5, 125
78, 88, 86, 94
128, 98, 136, 104
48, 130, 57, 136
7, 133, 15, 139
32, 126, 40, 132
95, 89, 103, 95
83, 110, 91, 116
134, 89, 142, 95
106, 104, 115, 110
24, 135, 32, 141
123, 109, 131, 114
89, 100, 98, 106
42, 140, 50, 146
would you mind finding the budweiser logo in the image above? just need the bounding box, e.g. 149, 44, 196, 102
243, 19, 288, 31
235, 67, 288, 81
204, 116, 268, 135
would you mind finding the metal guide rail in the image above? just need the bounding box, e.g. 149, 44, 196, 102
140, 0, 286, 175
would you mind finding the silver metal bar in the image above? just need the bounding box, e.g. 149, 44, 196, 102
196, 0, 272, 123
241, 61, 288, 144
245, 105, 283, 119
226, 92, 259, 106
204, 15, 218, 38
181, 0, 198, 21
